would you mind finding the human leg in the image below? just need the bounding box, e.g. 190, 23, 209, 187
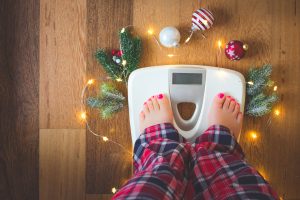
187, 94, 278, 200
113, 94, 190, 200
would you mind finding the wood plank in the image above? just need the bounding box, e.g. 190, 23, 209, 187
39, 129, 86, 200
241, 1, 300, 199
0, 0, 39, 200
86, 0, 133, 194
133, 0, 300, 198
86, 194, 113, 200
40, 0, 87, 129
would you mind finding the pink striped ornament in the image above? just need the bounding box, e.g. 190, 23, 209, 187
192, 8, 214, 31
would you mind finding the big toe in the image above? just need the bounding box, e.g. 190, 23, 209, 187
157, 94, 169, 108
213, 93, 226, 109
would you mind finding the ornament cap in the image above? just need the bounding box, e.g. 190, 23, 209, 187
243, 44, 249, 51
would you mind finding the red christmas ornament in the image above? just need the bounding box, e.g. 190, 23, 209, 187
117, 50, 123, 57
111, 49, 123, 57
111, 49, 123, 65
225, 40, 248, 61
192, 8, 214, 31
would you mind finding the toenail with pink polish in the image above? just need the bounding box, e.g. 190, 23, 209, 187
158, 94, 163, 99
218, 93, 224, 99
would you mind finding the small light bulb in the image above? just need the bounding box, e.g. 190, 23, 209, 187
112, 187, 117, 194
251, 132, 257, 139
274, 109, 280, 116
247, 81, 254, 85
217, 40, 222, 48
167, 54, 174, 58
185, 37, 191, 43
120, 28, 125, 33
147, 29, 154, 35
116, 78, 123, 82
87, 79, 95, 85
103, 136, 109, 142
122, 60, 127, 66
80, 112, 87, 120
249, 131, 258, 140
273, 85, 278, 91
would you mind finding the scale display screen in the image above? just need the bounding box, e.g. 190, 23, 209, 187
172, 73, 202, 85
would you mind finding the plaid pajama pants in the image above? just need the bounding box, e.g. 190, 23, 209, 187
112, 123, 278, 200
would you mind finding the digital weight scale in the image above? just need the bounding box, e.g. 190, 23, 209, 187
128, 65, 245, 145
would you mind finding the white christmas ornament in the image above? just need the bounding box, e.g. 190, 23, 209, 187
159, 26, 181, 48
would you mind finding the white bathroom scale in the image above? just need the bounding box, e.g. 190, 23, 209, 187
128, 65, 245, 145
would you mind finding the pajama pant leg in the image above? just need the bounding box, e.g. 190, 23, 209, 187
113, 123, 190, 200
186, 125, 278, 200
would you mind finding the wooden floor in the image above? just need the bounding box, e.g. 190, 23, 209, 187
0, 0, 300, 199
0, 0, 39, 200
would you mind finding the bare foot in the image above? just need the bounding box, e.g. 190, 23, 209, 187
208, 93, 243, 138
139, 94, 174, 133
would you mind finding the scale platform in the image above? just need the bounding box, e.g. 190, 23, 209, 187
128, 65, 245, 145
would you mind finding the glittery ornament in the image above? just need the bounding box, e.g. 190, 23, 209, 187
192, 8, 214, 31
225, 40, 248, 61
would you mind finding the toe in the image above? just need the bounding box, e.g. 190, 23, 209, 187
143, 102, 150, 114
213, 93, 226, 109
157, 93, 167, 105
139, 111, 145, 120
229, 99, 236, 112
157, 93, 172, 111
151, 95, 160, 110
237, 112, 243, 123
223, 96, 231, 109
233, 103, 240, 116
146, 98, 154, 111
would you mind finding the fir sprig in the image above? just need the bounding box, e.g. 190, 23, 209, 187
95, 28, 142, 82
119, 29, 142, 77
246, 93, 278, 116
247, 64, 272, 96
95, 50, 123, 80
245, 64, 279, 117
87, 83, 125, 119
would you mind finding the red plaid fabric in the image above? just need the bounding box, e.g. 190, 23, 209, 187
113, 123, 278, 200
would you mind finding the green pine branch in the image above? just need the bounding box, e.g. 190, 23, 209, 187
94, 28, 142, 82
86, 83, 125, 119
246, 93, 278, 116
95, 50, 124, 80
246, 64, 272, 96
245, 64, 279, 117
119, 29, 142, 78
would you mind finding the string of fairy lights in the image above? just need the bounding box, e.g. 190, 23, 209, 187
79, 26, 282, 196
80, 78, 132, 155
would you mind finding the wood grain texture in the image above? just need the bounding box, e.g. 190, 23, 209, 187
40, 0, 87, 129
40, 129, 86, 200
86, 0, 133, 194
0, 0, 39, 200
240, 1, 300, 199
133, 0, 300, 198
86, 194, 113, 200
